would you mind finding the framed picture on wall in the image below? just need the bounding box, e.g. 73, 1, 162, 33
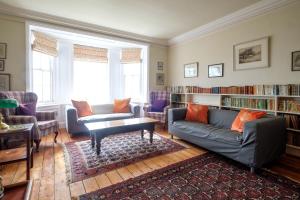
208, 63, 224, 78
0, 43, 7, 59
157, 61, 164, 71
233, 37, 269, 71
0, 73, 10, 91
184, 62, 198, 78
292, 51, 300, 71
156, 73, 164, 85
0, 60, 4, 71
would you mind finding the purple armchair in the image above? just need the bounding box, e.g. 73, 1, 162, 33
143, 91, 170, 127
0, 91, 59, 151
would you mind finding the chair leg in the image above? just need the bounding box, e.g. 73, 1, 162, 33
54, 130, 59, 143
34, 139, 41, 152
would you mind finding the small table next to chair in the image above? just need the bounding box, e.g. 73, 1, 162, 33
85, 117, 159, 155
0, 124, 34, 180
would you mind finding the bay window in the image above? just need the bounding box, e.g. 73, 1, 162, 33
29, 26, 148, 106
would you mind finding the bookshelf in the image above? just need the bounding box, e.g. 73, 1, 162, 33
168, 84, 300, 157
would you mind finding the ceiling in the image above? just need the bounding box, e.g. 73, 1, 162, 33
0, 0, 260, 39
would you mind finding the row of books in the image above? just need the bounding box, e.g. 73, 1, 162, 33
283, 114, 300, 130
171, 95, 184, 103
278, 100, 300, 113
170, 103, 186, 108
166, 84, 300, 96
222, 97, 275, 110
283, 114, 300, 146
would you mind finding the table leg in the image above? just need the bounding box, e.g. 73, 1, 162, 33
141, 129, 144, 140
91, 132, 95, 148
149, 130, 153, 144
26, 130, 30, 180
96, 136, 102, 155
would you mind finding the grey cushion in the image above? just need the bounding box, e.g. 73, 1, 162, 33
173, 120, 242, 146
79, 113, 134, 123
208, 109, 238, 129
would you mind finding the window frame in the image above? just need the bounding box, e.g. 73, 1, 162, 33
31, 50, 56, 104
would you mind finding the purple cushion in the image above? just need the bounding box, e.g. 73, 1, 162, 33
16, 102, 36, 116
151, 100, 167, 112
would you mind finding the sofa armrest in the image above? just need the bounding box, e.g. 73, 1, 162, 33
130, 103, 140, 117
243, 117, 286, 167
163, 105, 170, 114
36, 111, 57, 121
143, 104, 152, 113
65, 105, 79, 132
168, 108, 187, 125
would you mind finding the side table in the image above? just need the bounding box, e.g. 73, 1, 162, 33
0, 124, 34, 180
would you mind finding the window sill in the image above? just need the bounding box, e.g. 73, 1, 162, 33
37, 103, 60, 110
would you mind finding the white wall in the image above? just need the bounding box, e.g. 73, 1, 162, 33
0, 15, 26, 91
149, 44, 168, 91
168, 2, 300, 87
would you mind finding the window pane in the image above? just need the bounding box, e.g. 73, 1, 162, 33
32, 51, 54, 103
73, 61, 109, 104
122, 63, 141, 101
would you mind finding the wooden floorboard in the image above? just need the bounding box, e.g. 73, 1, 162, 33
0, 128, 299, 199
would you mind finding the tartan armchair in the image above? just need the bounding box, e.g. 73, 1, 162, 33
0, 91, 59, 151
143, 91, 170, 127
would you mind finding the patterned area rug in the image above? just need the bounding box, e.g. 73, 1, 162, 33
64, 131, 185, 182
79, 153, 300, 200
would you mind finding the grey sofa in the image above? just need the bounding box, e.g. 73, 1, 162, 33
168, 108, 286, 171
66, 103, 140, 135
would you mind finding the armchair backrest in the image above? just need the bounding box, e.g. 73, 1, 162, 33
0, 91, 37, 116
150, 91, 170, 105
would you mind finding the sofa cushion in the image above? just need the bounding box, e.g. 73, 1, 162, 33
231, 109, 267, 133
172, 120, 242, 146
151, 99, 167, 112
71, 100, 93, 117
16, 102, 36, 116
79, 113, 134, 123
113, 98, 131, 113
185, 104, 208, 124
208, 109, 238, 129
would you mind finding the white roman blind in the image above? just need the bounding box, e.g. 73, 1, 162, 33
74, 44, 108, 63
31, 31, 58, 56
121, 48, 142, 63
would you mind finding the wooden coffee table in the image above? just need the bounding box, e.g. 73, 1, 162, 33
85, 117, 159, 155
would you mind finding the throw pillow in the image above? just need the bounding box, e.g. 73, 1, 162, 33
71, 100, 93, 117
113, 98, 131, 113
185, 103, 208, 124
151, 99, 167, 112
231, 109, 267, 133
16, 102, 36, 116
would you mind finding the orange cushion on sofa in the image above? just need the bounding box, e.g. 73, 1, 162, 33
231, 109, 266, 133
185, 103, 208, 124
71, 100, 93, 117
113, 98, 131, 113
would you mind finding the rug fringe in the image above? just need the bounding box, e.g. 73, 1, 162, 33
63, 143, 72, 184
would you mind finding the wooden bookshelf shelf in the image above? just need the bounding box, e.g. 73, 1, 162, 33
287, 128, 300, 133
220, 106, 275, 112
277, 111, 300, 115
